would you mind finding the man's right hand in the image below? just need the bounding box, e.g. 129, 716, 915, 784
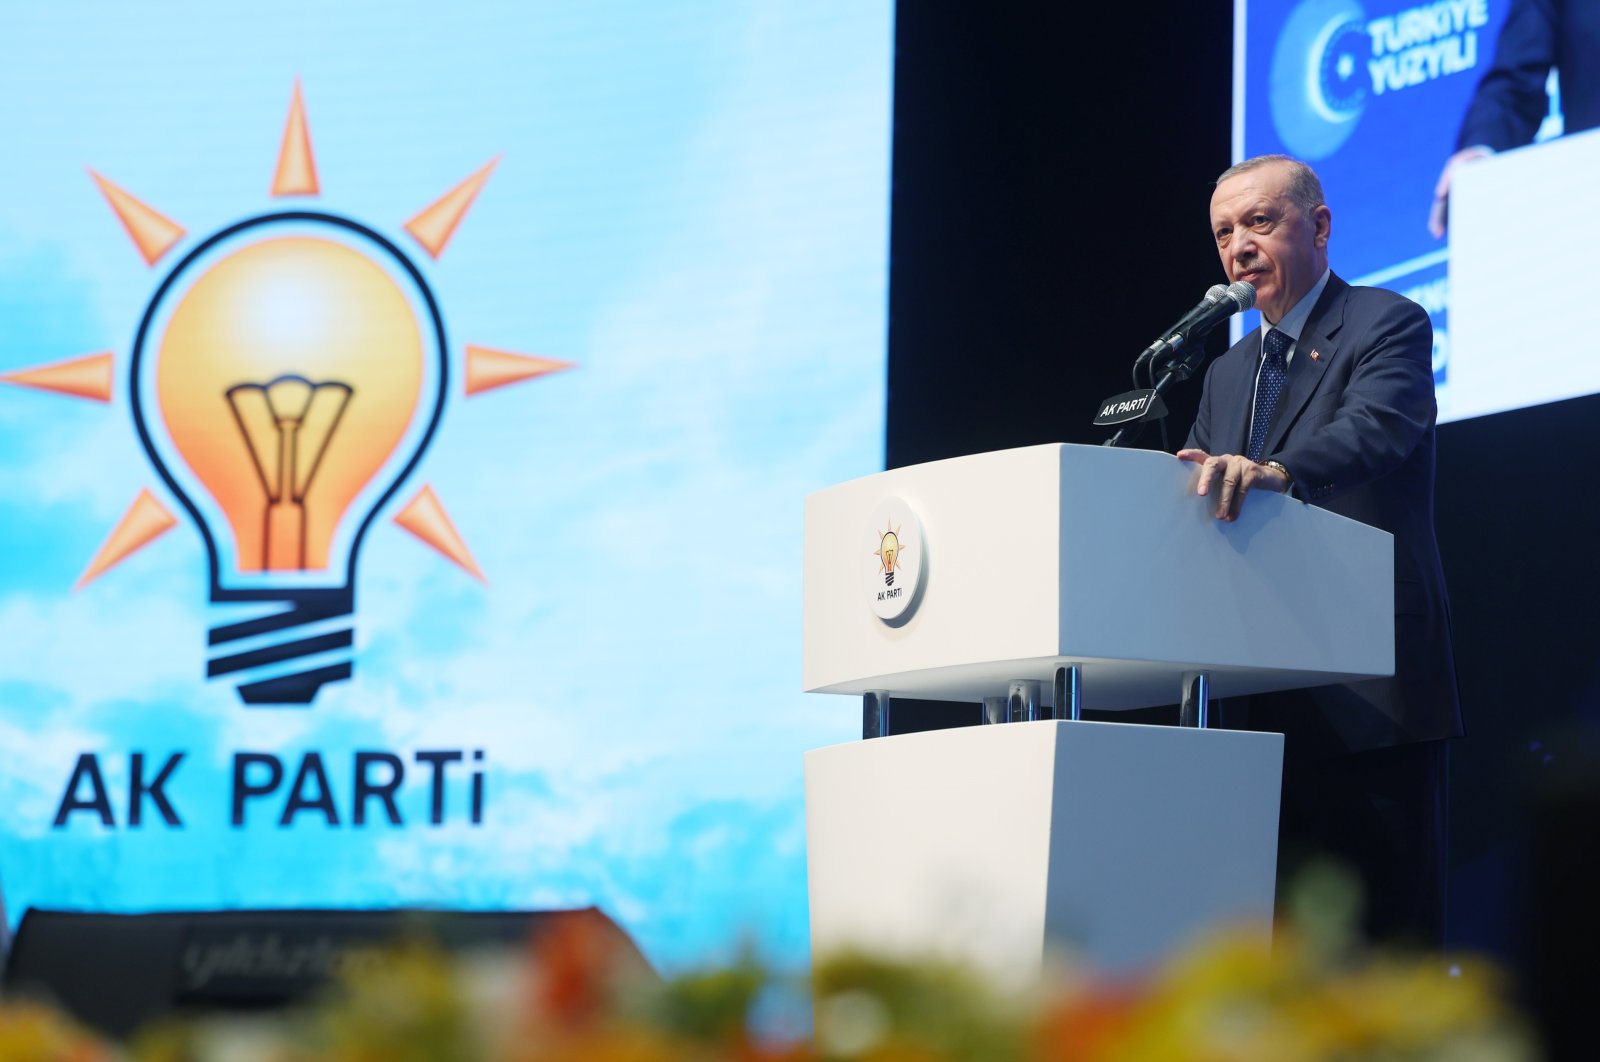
1177, 449, 1290, 523
1429, 145, 1494, 239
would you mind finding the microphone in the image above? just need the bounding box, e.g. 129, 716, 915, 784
1145, 280, 1255, 369
1132, 284, 1230, 382
1102, 280, 1255, 447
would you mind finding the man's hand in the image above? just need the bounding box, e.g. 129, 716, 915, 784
1177, 449, 1290, 522
1428, 145, 1494, 239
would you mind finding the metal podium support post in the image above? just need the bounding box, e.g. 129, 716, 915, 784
863, 690, 891, 739
1054, 664, 1083, 722
1178, 672, 1211, 728
1008, 680, 1045, 722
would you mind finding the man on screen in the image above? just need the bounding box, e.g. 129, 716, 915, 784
1177, 155, 1464, 944
1429, 0, 1600, 237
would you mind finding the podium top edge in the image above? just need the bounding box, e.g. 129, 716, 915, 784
805, 443, 1178, 500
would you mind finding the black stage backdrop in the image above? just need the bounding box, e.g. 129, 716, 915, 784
886, 1, 1600, 980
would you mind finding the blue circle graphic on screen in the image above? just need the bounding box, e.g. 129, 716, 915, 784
1270, 0, 1370, 159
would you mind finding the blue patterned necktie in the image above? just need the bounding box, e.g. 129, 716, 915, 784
1246, 328, 1290, 462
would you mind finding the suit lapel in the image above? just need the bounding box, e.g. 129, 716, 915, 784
1217, 329, 1259, 456
1262, 275, 1348, 457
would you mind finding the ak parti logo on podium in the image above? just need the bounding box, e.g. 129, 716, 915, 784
1, 81, 573, 707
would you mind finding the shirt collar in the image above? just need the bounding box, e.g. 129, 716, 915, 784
1261, 268, 1331, 345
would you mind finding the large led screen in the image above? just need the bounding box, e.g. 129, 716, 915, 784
0, 1, 892, 969
1235, 0, 1593, 423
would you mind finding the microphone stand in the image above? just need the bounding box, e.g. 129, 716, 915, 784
1103, 337, 1207, 449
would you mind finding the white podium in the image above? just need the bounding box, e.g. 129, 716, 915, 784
802, 444, 1395, 977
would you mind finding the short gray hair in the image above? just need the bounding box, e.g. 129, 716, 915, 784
1216, 155, 1325, 218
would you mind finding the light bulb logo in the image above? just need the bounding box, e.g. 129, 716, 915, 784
874, 522, 901, 587
0, 81, 576, 707
862, 499, 922, 623
132, 214, 447, 705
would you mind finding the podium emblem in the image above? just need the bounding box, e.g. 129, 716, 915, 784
864, 497, 923, 622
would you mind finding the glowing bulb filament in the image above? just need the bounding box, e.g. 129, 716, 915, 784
225, 374, 352, 570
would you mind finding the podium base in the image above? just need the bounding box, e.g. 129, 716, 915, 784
804, 720, 1283, 981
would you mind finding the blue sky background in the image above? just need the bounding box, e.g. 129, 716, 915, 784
0, 0, 891, 968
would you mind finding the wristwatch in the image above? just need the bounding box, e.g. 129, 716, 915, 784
1262, 459, 1293, 486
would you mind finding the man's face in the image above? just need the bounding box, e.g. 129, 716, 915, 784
1210, 163, 1331, 325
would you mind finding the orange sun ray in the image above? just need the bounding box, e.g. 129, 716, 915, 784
0, 351, 114, 402
465, 345, 575, 396
77, 488, 178, 589
393, 484, 486, 582
87, 169, 186, 266
271, 77, 320, 197
404, 156, 499, 259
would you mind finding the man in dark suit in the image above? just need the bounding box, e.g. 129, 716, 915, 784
1178, 155, 1464, 945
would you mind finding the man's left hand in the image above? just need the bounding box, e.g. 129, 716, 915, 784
1177, 449, 1290, 522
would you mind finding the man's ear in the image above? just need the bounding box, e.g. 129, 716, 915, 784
1313, 204, 1332, 249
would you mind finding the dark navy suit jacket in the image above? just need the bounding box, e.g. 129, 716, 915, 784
1458, 0, 1600, 151
1185, 275, 1463, 753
